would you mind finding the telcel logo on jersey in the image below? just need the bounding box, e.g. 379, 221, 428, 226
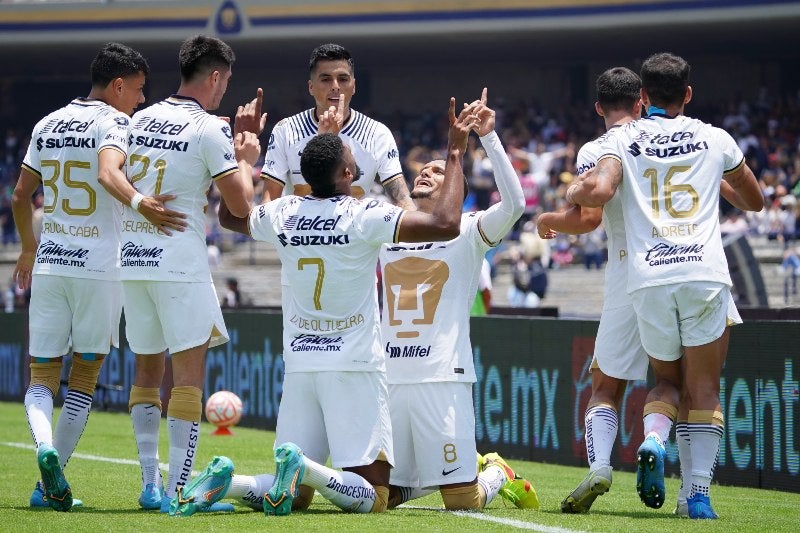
140, 118, 189, 136
52, 118, 94, 133
284, 214, 342, 231
385, 342, 431, 358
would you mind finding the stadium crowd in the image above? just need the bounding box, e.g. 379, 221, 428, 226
3, 85, 800, 309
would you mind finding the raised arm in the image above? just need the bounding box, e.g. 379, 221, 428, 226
471, 88, 525, 244
396, 97, 477, 242
537, 205, 603, 239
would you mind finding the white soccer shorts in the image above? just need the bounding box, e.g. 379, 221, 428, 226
122, 280, 229, 354
630, 281, 729, 361
388, 381, 478, 488
29, 275, 121, 357
593, 304, 649, 381
275, 370, 394, 469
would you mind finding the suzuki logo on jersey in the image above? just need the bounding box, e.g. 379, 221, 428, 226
132, 136, 188, 152
644, 141, 709, 158
385, 342, 431, 358
283, 215, 342, 231
140, 118, 189, 136
627, 142, 641, 156
276, 233, 350, 247
37, 136, 96, 150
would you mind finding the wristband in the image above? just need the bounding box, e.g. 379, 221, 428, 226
565, 184, 578, 205
130, 192, 145, 211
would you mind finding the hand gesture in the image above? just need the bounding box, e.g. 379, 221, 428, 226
13, 249, 36, 291
470, 88, 495, 137
317, 96, 346, 134
234, 88, 267, 136
235, 131, 261, 166
448, 97, 480, 153
137, 194, 187, 236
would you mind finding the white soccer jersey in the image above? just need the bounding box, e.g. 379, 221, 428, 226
121, 96, 238, 282
600, 115, 742, 292
22, 98, 128, 281
261, 109, 403, 199
576, 129, 628, 310
380, 213, 491, 384
248, 194, 404, 373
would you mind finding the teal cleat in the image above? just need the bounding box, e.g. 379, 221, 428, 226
30, 480, 83, 509
168, 456, 235, 516
37, 444, 73, 512
264, 443, 306, 516
687, 493, 718, 519
636, 436, 665, 509
139, 482, 164, 510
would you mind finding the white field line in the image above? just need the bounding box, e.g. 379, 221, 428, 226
5, 441, 587, 532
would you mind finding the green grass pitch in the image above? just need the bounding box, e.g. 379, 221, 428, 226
1, 401, 797, 532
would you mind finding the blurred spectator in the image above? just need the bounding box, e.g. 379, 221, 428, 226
579, 225, 606, 270
221, 277, 242, 309
720, 209, 750, 237
0, 194, 16, 246
779, 247, 800, 304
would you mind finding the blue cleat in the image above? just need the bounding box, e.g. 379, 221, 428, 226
687, 493, 718, 519
168, 456, 235, 516
30, 480, 83, 509
139, 482, 164, 510
264, 443, 305, 516
37, 444, 72, 512
636, 436, 665, 509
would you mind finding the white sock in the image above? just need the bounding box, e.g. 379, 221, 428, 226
166, 417, 200, 498
688, 423, 723, 498
477, 465, 506, 505
131, 404, 162, 490
227, 473, 276, 510
675, 422, 691, 504
301, 457, 376, 513
643, 413, 672, 448
53, 389, 93, 469
585, 405, 618, 470
25, 384, 54, 449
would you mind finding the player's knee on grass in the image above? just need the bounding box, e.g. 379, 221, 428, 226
370, 485, 389, 513
441, 483, 483, 510
68, 354, 104, 395
292, 485, 314, 511
128, 385, 162, 412
29, 360, 63, 396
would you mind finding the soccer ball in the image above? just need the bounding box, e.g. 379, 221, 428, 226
205, 390, 243, 430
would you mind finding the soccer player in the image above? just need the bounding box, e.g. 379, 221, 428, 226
121, 35, 261, 514
379, 89, 539, 511
10, 43, 181, 512
185, 96, 477, 517
260, 43, 415, 209
566, 52, 762, 519
538, 66, 760, 514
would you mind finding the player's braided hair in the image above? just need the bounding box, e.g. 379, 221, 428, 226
90, 42, 149, 88
179, 35, 235, 82
309, 43, 354, 74
300, 133, 345, 198
641, 52, 690, 108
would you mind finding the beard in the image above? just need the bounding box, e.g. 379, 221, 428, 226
410, 189, 431, 200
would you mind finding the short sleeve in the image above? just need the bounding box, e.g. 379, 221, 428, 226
373, 123, 404, 183
355, 198, 404, 244
201, 118, 239, 181
261, 119, 290, 185
97, 112, 130, 155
